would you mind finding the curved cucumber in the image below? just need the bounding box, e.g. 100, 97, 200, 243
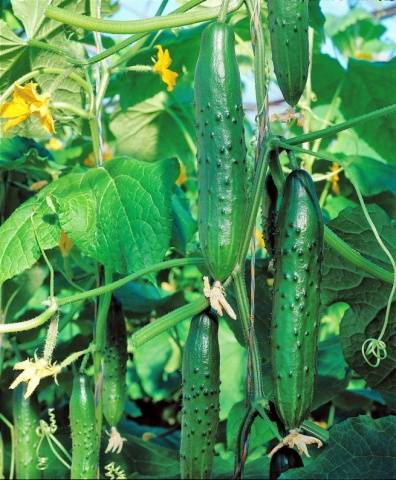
13, 385, 40, 479
102, 299, 127, 427
271, 169, 323, 431
267, 0, 309, 106
180, 311, 220, 479
70, 374, 98, 479
195, 22, 248, 282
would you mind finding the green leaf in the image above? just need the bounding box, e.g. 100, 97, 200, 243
0, 136, 52, 171
11, 0, 50, 39
114, 281, 174, 314
340, 58, 396, 164
0, 19, 28, 90
53, 157, 179, 274
281, 416, 396, 479
171, 186, 197, 255
312, 336, 349, 410
322, 205, 396, 393
311, 54, 345, 105
110, 92, 196, 170
337, 155, 396, 196
0, 182, 61, 284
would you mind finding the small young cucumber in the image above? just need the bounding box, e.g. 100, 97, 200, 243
70, 374, 98, 479
267, 0, 309, 106
271, 169, 323, 431
12, 385, 40, 479
180, 311, 220, 479
102, 299, 127, 428
195, 22, 248, 282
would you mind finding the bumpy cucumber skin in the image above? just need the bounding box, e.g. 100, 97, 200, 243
262, 173, 281, 259
180, 312, 220, 479
267, 0, 309, 106
70, 375, 98, 479
195, 22, 248, 282
13, 385, 40, 479
271, 170, 323, 431
102, 300, 127, 427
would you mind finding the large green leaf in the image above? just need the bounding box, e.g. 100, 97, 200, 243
322, 205, 396, 393
0, 19, 28, 90
340, 58, 396, 164
110, 92, 196, 169
11, 0, 50, 39
0, 182, 61, 284
282, 416, 396, 479
53, 157, 179, 274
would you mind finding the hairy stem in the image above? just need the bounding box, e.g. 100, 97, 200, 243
132, 297, 209, 349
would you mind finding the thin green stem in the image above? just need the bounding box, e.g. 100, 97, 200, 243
232, 270, 264, 402
132, 296, 208, 349
0, 301, 58, 334
88, 116, 102, 166
45, 1, 244, 34
52, 101, 90, 119
58, 257, 205, 306
218, 0, 232, 23
238, 139, 274, 264
287, 103, 396, 146
28, 39, 83, 65
94, 268, 112, 376
324, 226, 394, 284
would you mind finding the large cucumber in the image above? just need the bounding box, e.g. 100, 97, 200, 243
180, 311, 220, 479
267, 0, 309, 106
195, 22, 248, 282
70, 374, 98, 479
13, 385, 41, 479
271, 169, 323, 431
102, 299, 127, 428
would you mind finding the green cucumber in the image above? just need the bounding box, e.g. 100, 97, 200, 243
180, 311, 220, 479
70, 374, 98, 479
262, 173, 281, 259
267, 0, 309, 106
102, 299, 127, 428
195, 22, 248, 282
271, 169, 323, 431
13, 385, 40, 479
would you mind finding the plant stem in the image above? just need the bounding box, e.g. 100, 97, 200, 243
218, 0, 232, 23
52, 101, 90, 119
287, 103, 396, 146
132, 297, 208, 349
324, 226, 394, 284
232, 270, 264, 402
0, 302, 58, 334
58, 257, 205, 306
238, 139, 274, 264
45, 1, 244, 34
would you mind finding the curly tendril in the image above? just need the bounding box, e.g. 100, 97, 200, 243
352, 180, 396, 368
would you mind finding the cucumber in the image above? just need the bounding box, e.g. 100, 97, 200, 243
195, 22, 248, 282
262, 173, 281, 259
70, 374, 98, 479
269, 446, 303, 480
180, 311, 220, 479
102, 299, 127, 428
12, 384, 41, 479
267, 0, 309, 106
271, 169, 323, 431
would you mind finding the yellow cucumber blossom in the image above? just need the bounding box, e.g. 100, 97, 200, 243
153, 45, 178, 92
10, 354, 61, 399
0, 82, 55, 134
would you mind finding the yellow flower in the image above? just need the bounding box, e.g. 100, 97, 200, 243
255, 228, 265, 249
0, 82, 55, 134
59, 230, 73, 257
331, 162, 341, 195
10, 355, 61, 398
176, 161, 187, 185
153, 45, 178, 92
46, 137, 63, 150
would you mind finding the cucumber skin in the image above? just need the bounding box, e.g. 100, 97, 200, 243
13, 385, 41, 479
267, 0, 309, 107
102, 300, 127, 427
180, 312, 220, 479
70, 375, 98, 479
271, 170, 323, 431
195, 22, 248, 282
